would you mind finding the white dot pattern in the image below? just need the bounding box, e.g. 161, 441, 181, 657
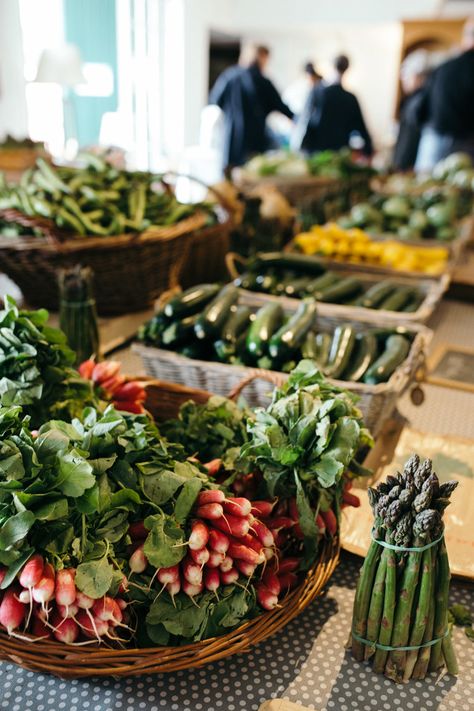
0, 553, 472, 711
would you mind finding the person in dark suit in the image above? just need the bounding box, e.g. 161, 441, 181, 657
209, 45, 294, 170
392, 51, 430, 171
415, 17, 474, 171
294, 54, 373, 157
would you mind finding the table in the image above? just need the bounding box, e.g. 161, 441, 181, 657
0, 553, 472, 711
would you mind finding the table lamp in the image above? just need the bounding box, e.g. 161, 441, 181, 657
35, 44, 85, 158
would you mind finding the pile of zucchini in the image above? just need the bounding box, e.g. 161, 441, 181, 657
234, 252, 425, 312
0, 155, 215, 237
138, 283, 414, 384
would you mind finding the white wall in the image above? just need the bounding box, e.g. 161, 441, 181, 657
0, 0, 28, 139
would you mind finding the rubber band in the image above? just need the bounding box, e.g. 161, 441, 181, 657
371, 530, 444, 553
351, 627, 449, 652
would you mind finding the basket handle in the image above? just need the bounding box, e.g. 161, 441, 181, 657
225, 251, 248, 280
0, 207, 67, 247
228, 369, 286, 401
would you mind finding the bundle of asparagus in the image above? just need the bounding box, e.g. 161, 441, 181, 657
351, 454, 459, 683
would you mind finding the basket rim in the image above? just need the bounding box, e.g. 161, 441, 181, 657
0, 537, 339, 677
0, 209, 209, 253
225, 251, 450, 324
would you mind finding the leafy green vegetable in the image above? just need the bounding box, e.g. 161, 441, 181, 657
449, 603, 472, 627
75, 557, 115, 599
161, 395, 249, 463
240, 360, 373, 564
0, 297, 97, 426
143, 513, 186, 569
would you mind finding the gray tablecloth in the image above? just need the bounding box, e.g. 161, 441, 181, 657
0, 553, 472, 711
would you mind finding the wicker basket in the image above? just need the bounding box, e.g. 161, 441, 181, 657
134, 296, 432, 436
225, 251, 449, 325
0, 207, 206, 315
0, 376, 340, 678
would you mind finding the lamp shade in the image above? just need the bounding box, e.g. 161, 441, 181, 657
35, 44, 85, 87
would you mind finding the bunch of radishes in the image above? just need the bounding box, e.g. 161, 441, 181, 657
128, 490, 296, 611
79, 359, 146, 414
0, 556, 128, 644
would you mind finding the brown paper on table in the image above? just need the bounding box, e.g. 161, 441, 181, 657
259, 701, 320, 711
341, 426, 474, 580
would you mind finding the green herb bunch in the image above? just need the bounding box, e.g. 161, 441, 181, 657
0, 296, 97, 426
240, 360, 373, 565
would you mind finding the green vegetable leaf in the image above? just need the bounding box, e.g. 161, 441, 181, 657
75, 557, 115, 599
55, 449, 95, 497
147, 592, 208, 638
311, 455, 344, 488
143, 513, 186, 568
0, 510, 35, 550
174, 479, 202, 523
0, 548, 34, 589
34, 498, 68, 521
449, 604, 472, 627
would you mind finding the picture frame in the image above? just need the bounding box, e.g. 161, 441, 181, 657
426, 343, 474, 393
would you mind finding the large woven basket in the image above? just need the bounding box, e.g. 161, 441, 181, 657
0, 376, 340, 678
225, 251, 449, 325
0, 207, 207, 315
134, 296, 432, 436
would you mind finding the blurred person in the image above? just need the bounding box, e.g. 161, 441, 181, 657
284, 61, 322, 117
294, 54, 373, 157
392, 50, 431, 171
415, 17, 474, 171
209, 44, 294, 169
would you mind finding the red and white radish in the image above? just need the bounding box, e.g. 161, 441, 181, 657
129, 545, 148, 573
0, 588, 26, 633
251, 519, 274, 547
32, 563, 55, 604
203, 568, 220, 593
219, 556, 234, 573
256, 583, 278, 611
195, 503, 224, 520
182, 558, 202, 586
188, 520, 209, 550
55, 569, 76, 607
208, 529, 229, 554
157, 565, 179, 585
212, 514, 250, 538
220, 568, 239, 585
196, 490, 225, 506
222, 497, 252, 518
19, 554, 44, 590
189, 547, 210, 566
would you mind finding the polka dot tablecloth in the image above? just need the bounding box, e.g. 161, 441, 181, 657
0, 553, 472, 711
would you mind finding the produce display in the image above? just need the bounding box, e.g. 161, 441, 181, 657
337, 187, 471, 242
241, 148, 373, 180
294, 223, 449, 274
234, 251, 425, 312
138, 284, 414, 383
380, 152, 474, 194
351, 455, 458, 682
0, 299, 369, 647
0, 155, 215, 237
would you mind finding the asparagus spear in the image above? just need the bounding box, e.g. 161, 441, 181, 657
429, 538, 454, 673
365, 555, 387, 660
411, 551, 437, 680
351, 540, 383, 661
372, 541, 396, 673
403, 546, 433, 681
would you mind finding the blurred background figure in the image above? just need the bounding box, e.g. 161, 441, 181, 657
392, 50, 431, 171
284, 61, 322, 118
208, 44, 293, 170
294, 54, 373, 157
415, 17, 474, 171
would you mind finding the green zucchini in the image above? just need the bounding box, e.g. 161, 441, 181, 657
222, 306, 252, 343
255, 272, 278, 293
268, 300, 318, 360
301, 332, 319, 359
214, 339, 236, 362
363, 334, 411, 384
246, 302, 284, 359
401, 290, 425, 313
341, 332, 378, 382
314, 332, 332, 369
378, 286, 416, 312
250, 252, 325, 275
284, 277, 312, 297
194, 285, 239, 339
234, 272, 260, 291
305, 272, 339, 297
179, 342, 213, 360
161, 314, 198, 347
325, 325, 356, 379
164, 283, 220, 318
359, 281, 396, 309
318, 277, 363, 304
